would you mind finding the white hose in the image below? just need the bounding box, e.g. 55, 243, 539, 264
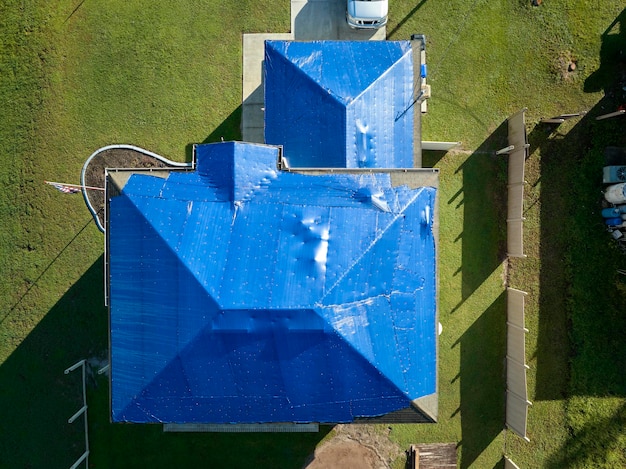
80, 144, 193, 232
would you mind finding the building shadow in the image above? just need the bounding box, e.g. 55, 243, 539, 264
456, 292, 506, 469
185, 105, 243, 161
532, 8, 626, 402
453, 123, 507, 306
204, 105, 243, 143
0, 257, 108, 468
422, 149, 448, 168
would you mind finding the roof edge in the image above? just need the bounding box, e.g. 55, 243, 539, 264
353, 397, 436, 424
411, 392, 438, 423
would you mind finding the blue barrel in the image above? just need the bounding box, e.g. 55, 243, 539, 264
605, 217, 622, 225
602, 207, 621, 217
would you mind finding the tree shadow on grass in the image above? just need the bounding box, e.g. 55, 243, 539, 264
455, 292, 506, 469
584, 7, 626, 96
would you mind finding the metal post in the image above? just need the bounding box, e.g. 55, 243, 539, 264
68, 405, 87, 424
65, 360, 89, 469
596, 109, 625, 121
496, 145, 515, 155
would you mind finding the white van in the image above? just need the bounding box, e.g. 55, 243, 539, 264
346, 0, 388, 29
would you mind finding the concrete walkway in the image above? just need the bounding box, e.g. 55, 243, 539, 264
242, 0, 386, 143
241, 33, 293, 144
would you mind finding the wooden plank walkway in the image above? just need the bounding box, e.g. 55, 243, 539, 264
409, 443, 457, 469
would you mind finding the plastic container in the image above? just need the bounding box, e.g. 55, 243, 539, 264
605, 183, 626, 204
602, 207, 621, 217
612, 230, 624, 240
618, 205, 626, 213
605, 217, 622, 225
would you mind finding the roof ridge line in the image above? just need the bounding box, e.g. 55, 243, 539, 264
310, 302, 417, 417
114, 205, 227, 420
319, 188, 424, 303
267, 42, 350, 107
351, 46, 413, 104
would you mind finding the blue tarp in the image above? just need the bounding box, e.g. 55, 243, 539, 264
264, 41, 414, 169
109, 142, 436, 424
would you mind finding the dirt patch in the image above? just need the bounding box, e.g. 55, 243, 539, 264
83, 148, 171, 228
303, 425, 403, 469
554, 51, 578, 82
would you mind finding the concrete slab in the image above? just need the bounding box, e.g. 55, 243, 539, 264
241, 126, 265, 144
241, 95, 265, 144
242, 33, 292, 143
243, 33, 292, 102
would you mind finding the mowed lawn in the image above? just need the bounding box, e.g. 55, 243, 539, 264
1, 0, 625, 468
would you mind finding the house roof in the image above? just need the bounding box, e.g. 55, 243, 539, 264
108, 141, 437, 424
264, 40, 415, 169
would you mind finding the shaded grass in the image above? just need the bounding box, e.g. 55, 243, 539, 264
506, 95, 626, 468
0, 257, 106, 468
456, 293, 506, 469
548, 398, 626, 469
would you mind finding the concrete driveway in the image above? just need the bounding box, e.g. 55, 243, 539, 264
292, 0, 385, 41
242, 0, 385, 143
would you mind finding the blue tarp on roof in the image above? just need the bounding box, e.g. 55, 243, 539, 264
264, 41, 414, 169
109, 142, 436, 423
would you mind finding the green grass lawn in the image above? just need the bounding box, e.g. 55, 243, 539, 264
1, 0, 625, 467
